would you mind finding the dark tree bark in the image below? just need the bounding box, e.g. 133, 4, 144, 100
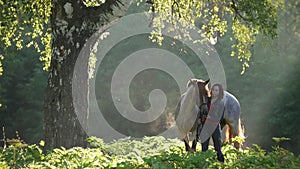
44, 0, 130, 150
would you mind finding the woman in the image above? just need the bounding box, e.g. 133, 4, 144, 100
200, 83, 225, 162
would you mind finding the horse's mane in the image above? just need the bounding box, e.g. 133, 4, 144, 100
187, 78, 210, 98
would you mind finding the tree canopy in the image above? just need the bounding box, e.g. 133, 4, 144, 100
145, 0, 283, 74
0, 0, 52, 70
0, 0, 284, 73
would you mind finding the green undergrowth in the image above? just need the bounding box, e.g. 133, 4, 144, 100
0, 136, 299, 168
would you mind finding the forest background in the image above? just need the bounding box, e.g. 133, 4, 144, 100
0, 0, 299, 155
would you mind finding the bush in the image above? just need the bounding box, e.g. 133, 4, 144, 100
1, 136, 299, 168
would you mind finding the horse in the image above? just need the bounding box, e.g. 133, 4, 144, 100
175, 78, 244, 152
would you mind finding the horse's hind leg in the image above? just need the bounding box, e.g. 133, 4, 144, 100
228, 121, 240, 149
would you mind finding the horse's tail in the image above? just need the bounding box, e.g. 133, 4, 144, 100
238, 118, 246, 142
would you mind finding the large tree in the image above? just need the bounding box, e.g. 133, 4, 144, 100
0, 0, 131, 149
0, 0, 283, 149
44, 0, 132, 149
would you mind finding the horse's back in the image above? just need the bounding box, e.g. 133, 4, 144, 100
224, 91, 240, 121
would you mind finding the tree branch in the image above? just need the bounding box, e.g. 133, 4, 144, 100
231, 0, 252, 21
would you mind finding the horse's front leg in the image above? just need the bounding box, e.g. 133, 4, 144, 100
191, 139, 197, 152
191, 122, 202, 152
183, 135, 193, 152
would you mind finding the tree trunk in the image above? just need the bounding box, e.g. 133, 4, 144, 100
44, 0, 130, 150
